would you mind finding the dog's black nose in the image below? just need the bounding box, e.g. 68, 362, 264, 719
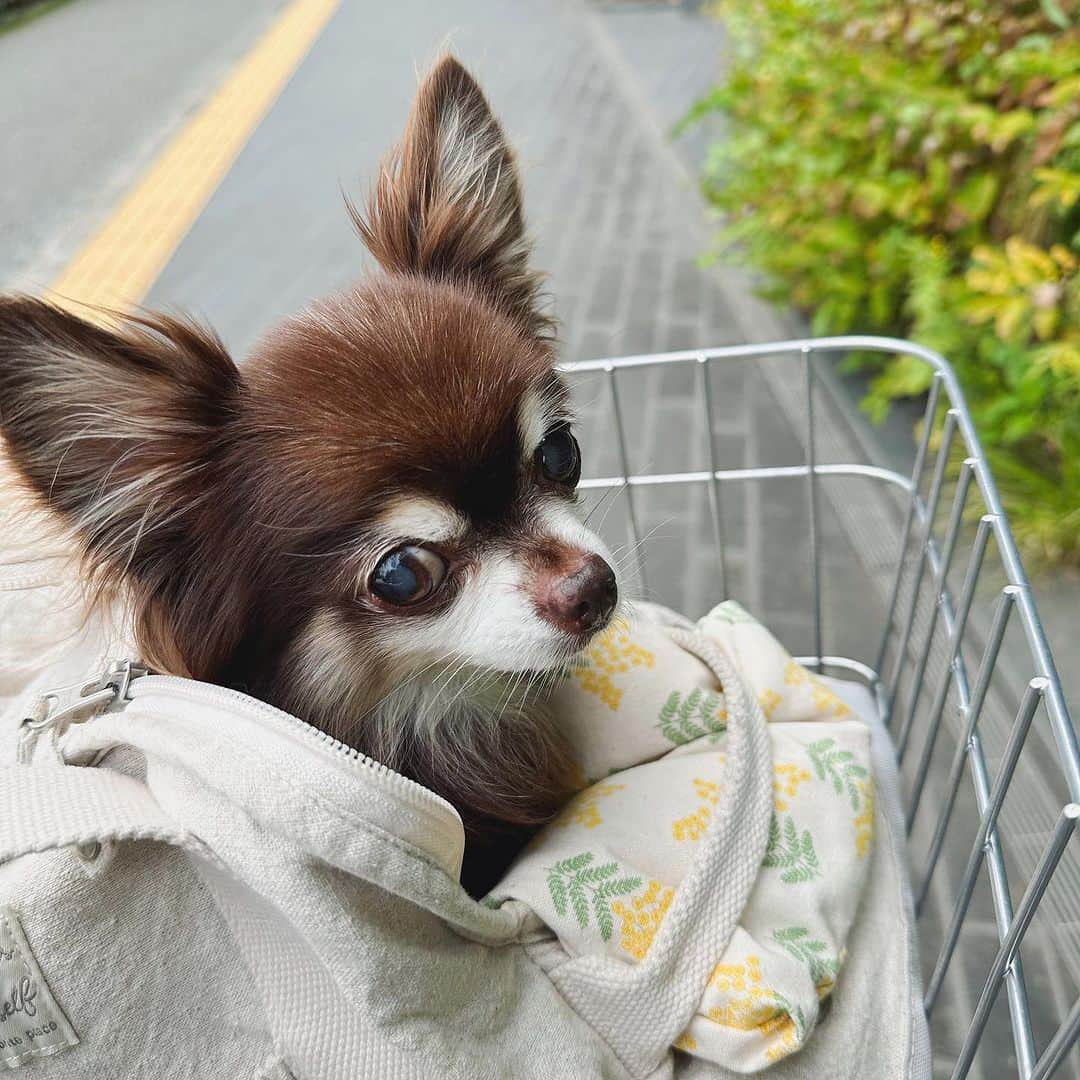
542, 554, 618, 636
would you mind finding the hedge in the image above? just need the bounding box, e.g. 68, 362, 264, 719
687, 0, 1080, 568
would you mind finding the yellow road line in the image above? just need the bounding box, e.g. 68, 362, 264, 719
50, 0, 341, 319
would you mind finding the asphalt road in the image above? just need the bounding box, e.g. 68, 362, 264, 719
0, 0, 287, 291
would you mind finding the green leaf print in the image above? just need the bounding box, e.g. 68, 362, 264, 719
579, 862, 617, 885
555, 852, 594, 873
763, 815, 821, 884
545, 853, 643, 941
806, 738, 869, 811
595, 896, 614, 941
771, 926, 840, 987
549, 875, 569, 918
710, 601, 757, 625
571, 884, 590, 930
656, 688, 727, 746
770, 991, 809, 1043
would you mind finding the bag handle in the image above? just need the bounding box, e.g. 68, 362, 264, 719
548, 629, 774, 1078
0, 764, 198, 863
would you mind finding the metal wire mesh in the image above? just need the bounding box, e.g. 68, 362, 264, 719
561, 336, 1080, 1080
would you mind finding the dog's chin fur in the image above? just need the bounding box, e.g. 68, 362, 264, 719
366, 664, 581, 896
0, 56, 616, 897
368, 663, 578, 813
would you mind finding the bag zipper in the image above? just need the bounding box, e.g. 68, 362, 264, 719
23, 658, 148, 733
26, 660, 459, 825
129, 674, 460, 823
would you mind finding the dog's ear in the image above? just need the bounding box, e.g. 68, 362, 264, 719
0, 295, 246, 679
356, 56, 551, 336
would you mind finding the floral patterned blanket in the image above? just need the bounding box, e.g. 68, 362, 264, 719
487, 601, 874, 1073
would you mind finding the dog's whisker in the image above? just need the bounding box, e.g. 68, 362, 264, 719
581, 481, 625, 529
281, 546, 359, 560
593, 486, 629, 535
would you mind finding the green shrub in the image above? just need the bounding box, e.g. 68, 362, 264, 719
687, 0, 1080, 568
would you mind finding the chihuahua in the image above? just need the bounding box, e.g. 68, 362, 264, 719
0, 58, 618, 895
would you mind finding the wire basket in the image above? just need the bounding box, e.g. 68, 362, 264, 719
561, 336, 1079, 1080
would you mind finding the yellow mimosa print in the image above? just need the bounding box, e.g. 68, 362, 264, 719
673, 777, 722, 842
773, 762, 812, 811
810, 677, 852, 718
572, 617, 655, 710
552, 782, 626, 830
612, 879, 675, 960
783, 659, 809, 686
759, 688, 782, 719
706, 956, 803, 1064
854, 779, 875, 858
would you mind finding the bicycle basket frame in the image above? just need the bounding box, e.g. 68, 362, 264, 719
560, 335, 1079, 1080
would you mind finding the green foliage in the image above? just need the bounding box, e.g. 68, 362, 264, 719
688, 0, 1080, 568
0, 0, 74, 37
545, 853, 642, 940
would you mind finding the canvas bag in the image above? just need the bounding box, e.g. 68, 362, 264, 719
0, 476, 928, 1078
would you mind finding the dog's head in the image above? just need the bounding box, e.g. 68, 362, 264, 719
0, 58, 617, 745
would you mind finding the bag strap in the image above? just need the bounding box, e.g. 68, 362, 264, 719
548, 629, 775, 1078
0, 764, 197, 862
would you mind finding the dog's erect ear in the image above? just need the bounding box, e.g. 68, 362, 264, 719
356, 56, 551, 336
0, 295, 246, 678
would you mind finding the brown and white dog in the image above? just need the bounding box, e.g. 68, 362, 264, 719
0, 58, 618, 895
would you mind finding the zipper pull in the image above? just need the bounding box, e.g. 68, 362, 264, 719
22, 659, 149, 735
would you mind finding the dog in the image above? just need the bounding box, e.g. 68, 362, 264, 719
0, 57, 619, 896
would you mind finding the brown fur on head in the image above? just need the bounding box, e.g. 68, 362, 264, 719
0, 58, 619, 896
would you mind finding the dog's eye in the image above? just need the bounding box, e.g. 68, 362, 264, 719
371, 546, 446, 606
536, 426, 581, 487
